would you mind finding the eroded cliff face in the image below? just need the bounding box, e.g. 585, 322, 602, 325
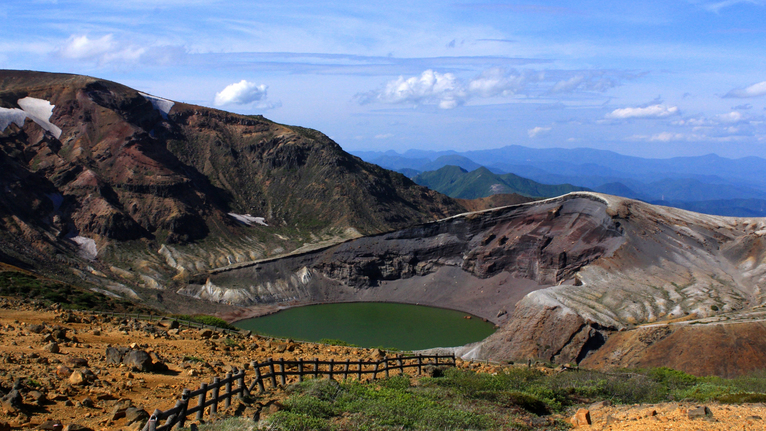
191, 193, 766, 376
0, 70, 462, 290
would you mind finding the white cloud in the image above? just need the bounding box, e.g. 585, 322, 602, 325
649, 132, 686, 142
528, 126, 552, 138
606, 104, 680, 119
356, 68, 540, 109
374, 133, 393, 139
356, 70, 465, 109
59, 35, 114, 60
717, 111, 744, 122
467, 67, 530, 98
214, 80, 268, 106
724, 81, 766, 98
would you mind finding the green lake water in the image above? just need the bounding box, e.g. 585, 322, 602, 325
234, 302, 496, 351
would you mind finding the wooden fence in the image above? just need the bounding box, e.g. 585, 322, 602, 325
142, 354, 455, 431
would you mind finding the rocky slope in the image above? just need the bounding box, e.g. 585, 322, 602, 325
0, 70, 462, 295
193, 192, 766, 376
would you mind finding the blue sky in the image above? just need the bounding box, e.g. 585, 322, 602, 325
2, 0, 766, 158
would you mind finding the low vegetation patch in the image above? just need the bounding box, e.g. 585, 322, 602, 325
260, 366, 766, 430
171, 314, 236, 330
0, 271, 139, 311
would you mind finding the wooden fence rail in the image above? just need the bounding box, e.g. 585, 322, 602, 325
142, 354, 455, 431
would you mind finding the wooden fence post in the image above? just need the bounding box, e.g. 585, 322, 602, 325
417, 356, 423, 375
238, 370, 247, 399
357, 360, 362, 381
279, 359, 286, 386
328, 359, 334, 380
196, 383, 207, 421
225, 372, 232, 409
177, 389, 190, 428
253, 364, 265, 393
372, 361, 379, 381
298, 358, 304, 382
314, 358, 319, 379
343, 359, 350, 380
268, 360, 277, 388
210, 377, 220, 415
397, 354, 403, 375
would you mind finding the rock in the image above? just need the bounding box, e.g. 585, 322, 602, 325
125, 407, 149, 425
45, 342, 60, 354
81, 397, 94, 408
51, 328, 68, 340
69, 370, 87, 385
37, 420, 63, 430
423, 365, 445, 378
29, 324, 45, 334
27, 390, 45, 405
56, 365, 72, 378
688, 405, 713, 420
66, 357, 88, 367
570, 408, 591, 427
370, 349, 386, 360
64, 425, 93, 431
112, 398, 133, 413
199, 329, 213, 338
589, 400, 612, 410
123, 350, 152, 371
105, 346, 129, 365
1, 389, 23, 413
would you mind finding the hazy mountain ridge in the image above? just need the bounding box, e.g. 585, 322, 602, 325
412, 165, 589, 199
354, 147, 766, 216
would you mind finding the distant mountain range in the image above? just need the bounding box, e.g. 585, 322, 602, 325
352, 147, 766, 217
412, 165, 588, 200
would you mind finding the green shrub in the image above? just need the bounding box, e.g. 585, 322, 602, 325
171, 314, 235, 330
717, 393, 766, 404
319, 338, 358, 347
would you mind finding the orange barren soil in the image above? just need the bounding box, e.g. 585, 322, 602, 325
0, 298, 764, 431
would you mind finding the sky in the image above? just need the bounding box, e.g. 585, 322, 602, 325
2, 1, 766, 159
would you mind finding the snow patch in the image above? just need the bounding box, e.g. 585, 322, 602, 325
16, 97, 62, 138
0, 97, 62, 139
228, 213, 268, 226
139, 92, 174, 119
0, 107, 27, 131
71, 236, 98, 260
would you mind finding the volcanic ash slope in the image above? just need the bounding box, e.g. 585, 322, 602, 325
194, 192, 766, 376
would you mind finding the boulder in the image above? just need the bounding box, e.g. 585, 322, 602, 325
29, 324, 46, 334
123, 350, 152, 372
125, 407, 149, 425
1, 389, 23, 413
688, 405, 713, 420
570, 408, 591, 427
45, 342, 60, 354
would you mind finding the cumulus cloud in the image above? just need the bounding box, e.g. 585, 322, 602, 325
724, 81, 766, 98
606, 104, 680, 119
356, 68, 539, 109
717, 111, 744, 122
528, 126, 552, 138
355, 70, 465, 109
214, 80, 268, 106
59, 35, 115, 60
